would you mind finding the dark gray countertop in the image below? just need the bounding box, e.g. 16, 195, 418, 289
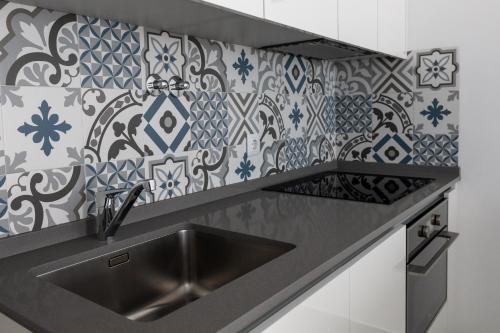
0, 162, 460, 333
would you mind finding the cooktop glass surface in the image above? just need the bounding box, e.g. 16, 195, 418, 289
265, 172, 434, 205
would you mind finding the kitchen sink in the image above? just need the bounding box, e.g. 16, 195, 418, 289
36, 226, 295, 322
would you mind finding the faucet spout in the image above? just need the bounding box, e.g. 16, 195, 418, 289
97, 179, 156, 241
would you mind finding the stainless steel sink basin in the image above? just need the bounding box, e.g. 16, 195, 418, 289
37, 226, 295, 322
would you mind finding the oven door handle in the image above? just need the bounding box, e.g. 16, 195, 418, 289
408, 231, 459, 275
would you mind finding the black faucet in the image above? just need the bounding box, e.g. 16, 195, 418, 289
96, 180, 156, 241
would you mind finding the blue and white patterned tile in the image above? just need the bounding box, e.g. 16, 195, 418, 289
1, 86, 83, 173
322, 95, 336, 134
189, 91, 229, 150
78, 16, 143, 89
372, 92, 414, 141
227, 92, 260, 146
220, 43, 258, 93
305, 58, 326, 96
186, 36, 227, 92
0, 1, 80, 87
255, 93, 288, 148
372, 131, 413, 164
283, 54, 307, 95
188, 146, 230, 193
334, 94, 372, 134
82, 88, 191, 163
333, 58, 373, 97
85, 158, 150, 216
256, 49, 286, 95
0, 174, 8, 238
304, 94, 326, 139
285, 137, 308, 170
284, 94, 307, 139
413, 134, 458, 167
415, 48, 458, 91
7, 165, 86, 235
142, 29, 187, 84
412, 89, 459, 135
371, 52, 416, 95
145, 152, 190, 201
334, 133, 373, 163
227, 144, 260, 185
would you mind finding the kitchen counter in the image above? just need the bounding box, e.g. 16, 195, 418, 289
0, 162, 460, 333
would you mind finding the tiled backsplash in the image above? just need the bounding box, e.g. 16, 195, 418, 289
0, 0, 460, 238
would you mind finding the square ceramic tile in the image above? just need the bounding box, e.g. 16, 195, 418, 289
85, 158, 151, 216
284, 94, 308, 139
283, 54, 308, 95
322, 95, 336, 134
371, 52, 416, 95
145, 152, 190, 201
0, 1, 80, 87
334, 94, 372, 134
189, 91, 229, 150
304, 94, 326, 139
221, 43, 258, 93
372, 131, 413, 164
188, 146, 229, 193
142, 29, 187, 83
260, 140, 286, 177
285, 137, 308, 170
78, 15, 143, 89
227, 92, 260, 146
307, 134, 335, 166
334, 133, 373, 162
372, 93, 414, 140
333, 58, 373, 97
186, 36, 227, 92
412, 89, 459, 135
227, 144, 261, 185
256, 49, 286, 95
415, 48, 459, 91
413, 134, 459, 167
7, 165, 86, 235
256, 93, 288, 149
322, 60, 336, 96
1, 86, 83, 173
82, 88, 192, 163
305, 58, 326, 96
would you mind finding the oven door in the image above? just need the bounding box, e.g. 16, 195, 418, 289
407, 230, 458, 333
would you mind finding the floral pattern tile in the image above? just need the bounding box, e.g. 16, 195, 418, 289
189, 91, 229, 150
146, 153, 190, 201
415, 48, 458, 90
372, 93, 414, 141
221, 43, 258, 93
308, 134, 335, 166
7, 165, 85, 235
0, 175, 8, 238
227, 92, 260, 146
305, 58, 325, 96
78, 16, 143, 89
256, 49, 285, 95
1, 86, 83, 173
334, 133, 373, 163
82, 88, 191, 163
284, 94, 307, 139
227, 144, 260, 184
0, 1, 80, 87
413, 89, 459, 135
188, 146, 229, 193
413, 134, 458, 167
186, 36, 227, 92
260, 140, 286, 177
143, 30, 186, 83
256, 93, 288, 148
334, 58, 374, 97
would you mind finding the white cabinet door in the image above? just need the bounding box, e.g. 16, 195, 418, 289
261, 269, 349, 333
378, 0, 407, 58
350, 226, 406, 333
264, 0, 338, 39
202, 0, 264, 17
338, 0, 378, 50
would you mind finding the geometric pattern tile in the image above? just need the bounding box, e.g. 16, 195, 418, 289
305, 94, 326, 138
147, 153, 190, 201
372, 132, 413, 164
143, 30, 186, 83
322, 95, 336, 134
227, 93, 260, 146
78, 16, 143, 89
371, 53, 415, 95
285, 137, 308, 170
190, 92, 229, 149
415, 48, 458, 90
334, 94, 372, 134
283, 54, 307, 95
413, 134, 459, 167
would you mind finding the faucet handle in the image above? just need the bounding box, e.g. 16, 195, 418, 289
95, 188, 128, 210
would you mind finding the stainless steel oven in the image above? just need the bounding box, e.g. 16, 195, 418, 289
406, 198, 459, 333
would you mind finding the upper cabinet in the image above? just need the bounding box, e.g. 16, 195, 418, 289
201, 0, 264, 17
378, 0, 407, 58
264, 0, 339, 39
338, 0, 378, 51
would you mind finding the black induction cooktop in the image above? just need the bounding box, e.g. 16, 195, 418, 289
265, 172, 434, 205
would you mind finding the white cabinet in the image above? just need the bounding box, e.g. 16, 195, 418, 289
261, 269, 349, 333
350, 226, 406, 333
378, 0, 407, 58
338, 0, 378, 50
264, 0, 338, 39
256, 226, 406, 333
201, 0, 264, 17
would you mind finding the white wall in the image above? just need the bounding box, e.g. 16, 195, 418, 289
408, 1, 500, 332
